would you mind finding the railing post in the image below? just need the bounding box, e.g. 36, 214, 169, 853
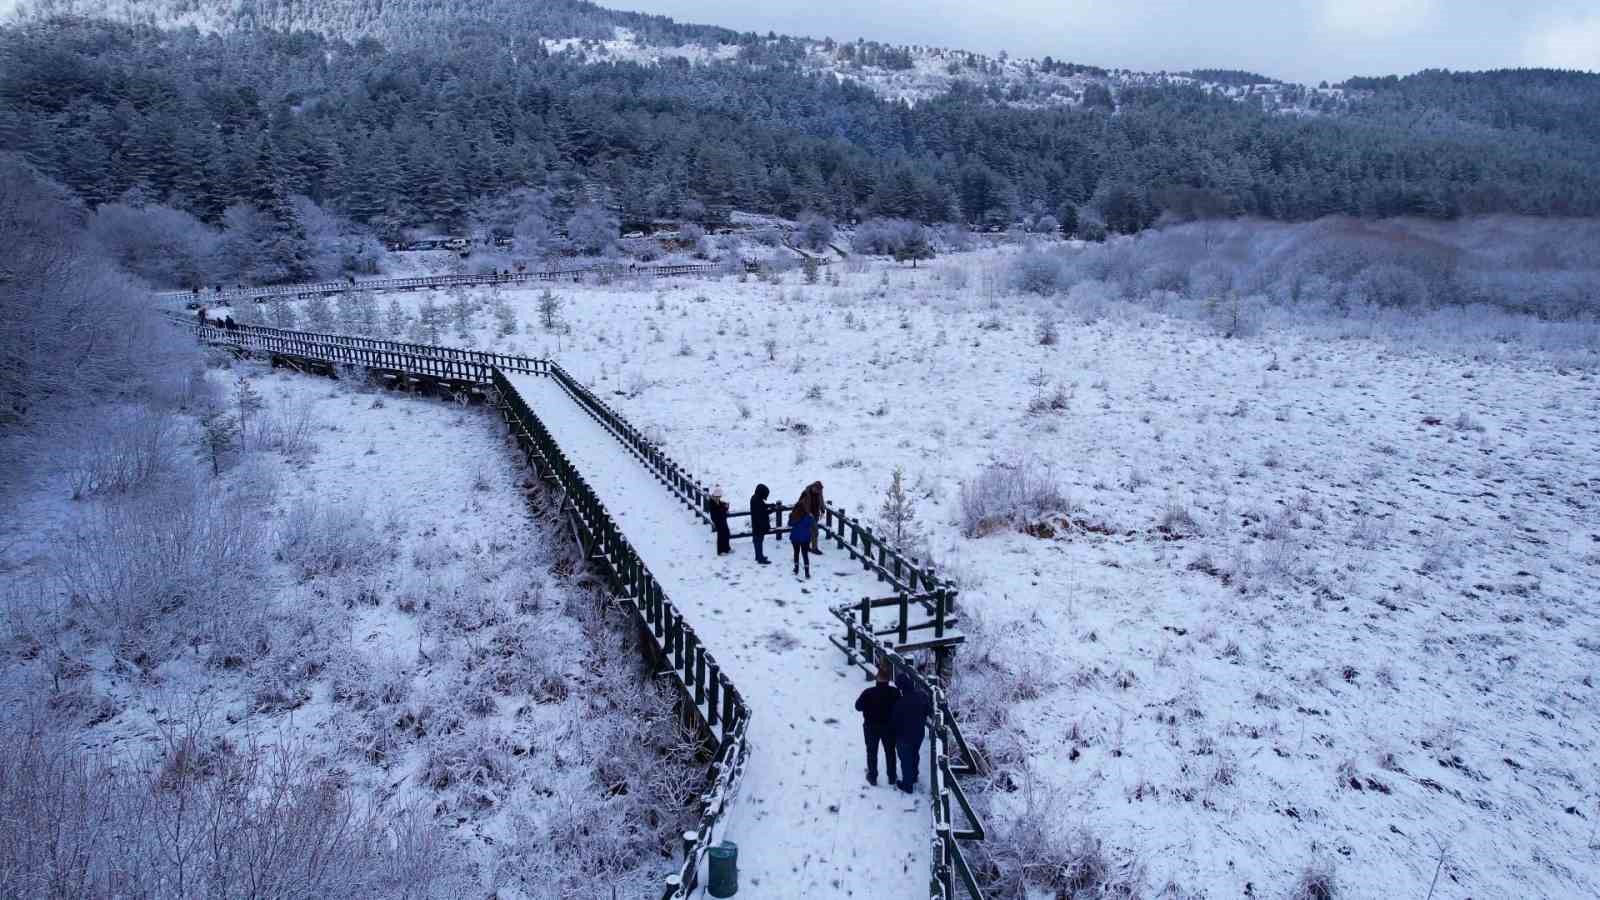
683, 630, 697, 694
934, 589, 946, 639
707, 663, 721, 728
694, 645, 706, 707
898, 592, 909, 647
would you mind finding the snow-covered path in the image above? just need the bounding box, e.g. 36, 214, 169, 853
507, 373, 929, 899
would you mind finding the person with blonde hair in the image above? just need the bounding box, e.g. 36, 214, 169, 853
707, 485, 732, 555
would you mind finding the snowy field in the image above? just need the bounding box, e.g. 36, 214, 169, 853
265, 245, 1600, 899
0, 365, 704, 897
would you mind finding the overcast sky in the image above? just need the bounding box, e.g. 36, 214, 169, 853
619, 0, 1600, 84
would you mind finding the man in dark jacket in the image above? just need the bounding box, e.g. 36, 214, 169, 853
854, 667, 899, 786
749, 484, 772, 564
890, 670, 930, 793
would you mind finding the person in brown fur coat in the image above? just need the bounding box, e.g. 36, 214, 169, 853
795, 481, 824, 554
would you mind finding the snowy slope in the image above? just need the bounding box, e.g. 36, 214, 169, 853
252, 247, 1599, 897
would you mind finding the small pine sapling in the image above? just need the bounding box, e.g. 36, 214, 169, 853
538, 288, 564, 331
269, 296, 298, 329
493, 297, 518, 336
354, 290, 380, 334
384, 298, 409, 338
304, 294, 334, 332
233, 377, 263, 450
879, 465, 919, 548
1037, 314, 1059, 346
198, 405, 238, 475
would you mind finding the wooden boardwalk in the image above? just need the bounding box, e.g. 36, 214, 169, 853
504, 372, 931, 898
172, 316, 986, 899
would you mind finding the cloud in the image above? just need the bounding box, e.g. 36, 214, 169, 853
1522, 14, 1600, 71
1318, 0, 1438, 38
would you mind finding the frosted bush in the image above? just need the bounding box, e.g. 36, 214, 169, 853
0, 726, 463, 899
1064, 279, 1112, 322
252, 395, 318, 459
277, 497, 387, 581
1011, 250, 1068, 296
60, 475, 267, 660
64, 406, 183, 499
960, 456, 1071, 537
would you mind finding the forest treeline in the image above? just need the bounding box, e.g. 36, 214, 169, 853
3, 15, 1599, 245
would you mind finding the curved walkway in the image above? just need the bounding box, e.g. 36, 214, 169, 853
506, 373, 928, 898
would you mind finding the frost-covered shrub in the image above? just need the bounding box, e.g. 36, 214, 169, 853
64, 406, 183, 499
277, 498, 387, 581
1348, 262, 1430, 309
852, 217, 922, 255
798, 211, 834, 250
936, 223, 975, 252
1203, 293, 1265, 338
1063, 279, 1113, 322
972, 779, 1143, 898
960, 456, 1070, 537
87, 201, 219, 290
1011, 250, 1068, 296
566, 205, 618, 255
252, 395, 318, 460
0, 725, 463, 899
60, 475, 267, 659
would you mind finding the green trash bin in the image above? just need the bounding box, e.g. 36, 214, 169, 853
707, 840, 738, 897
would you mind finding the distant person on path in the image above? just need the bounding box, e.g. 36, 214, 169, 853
223, 315, 237, 331
749, 483, 773, 565
195, 306, 208, 326
891, 670, 930, 794
708, 486, 732, 555
796, 481, 825, 555
789, 503, 814, 579
854, 664, 900, 786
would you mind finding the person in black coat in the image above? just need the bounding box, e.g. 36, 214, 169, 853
890, 670, 930, 793
707, 486, 732, 555
854, 666, 900, 786
748, 483, 772, 564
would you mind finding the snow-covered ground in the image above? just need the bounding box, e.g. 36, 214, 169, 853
0, 364, 706, 897
314, 246, 1600, 898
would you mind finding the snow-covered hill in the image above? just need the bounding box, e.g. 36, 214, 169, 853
545, 26, 1357, 115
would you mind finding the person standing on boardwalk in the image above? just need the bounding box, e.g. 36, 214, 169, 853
797, 481, 825, 555
749, 483, 773, 565
708, 486, 732, 555
854, 664, 900, 786
788, 503, 814, 578
891, 670, 930, 793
